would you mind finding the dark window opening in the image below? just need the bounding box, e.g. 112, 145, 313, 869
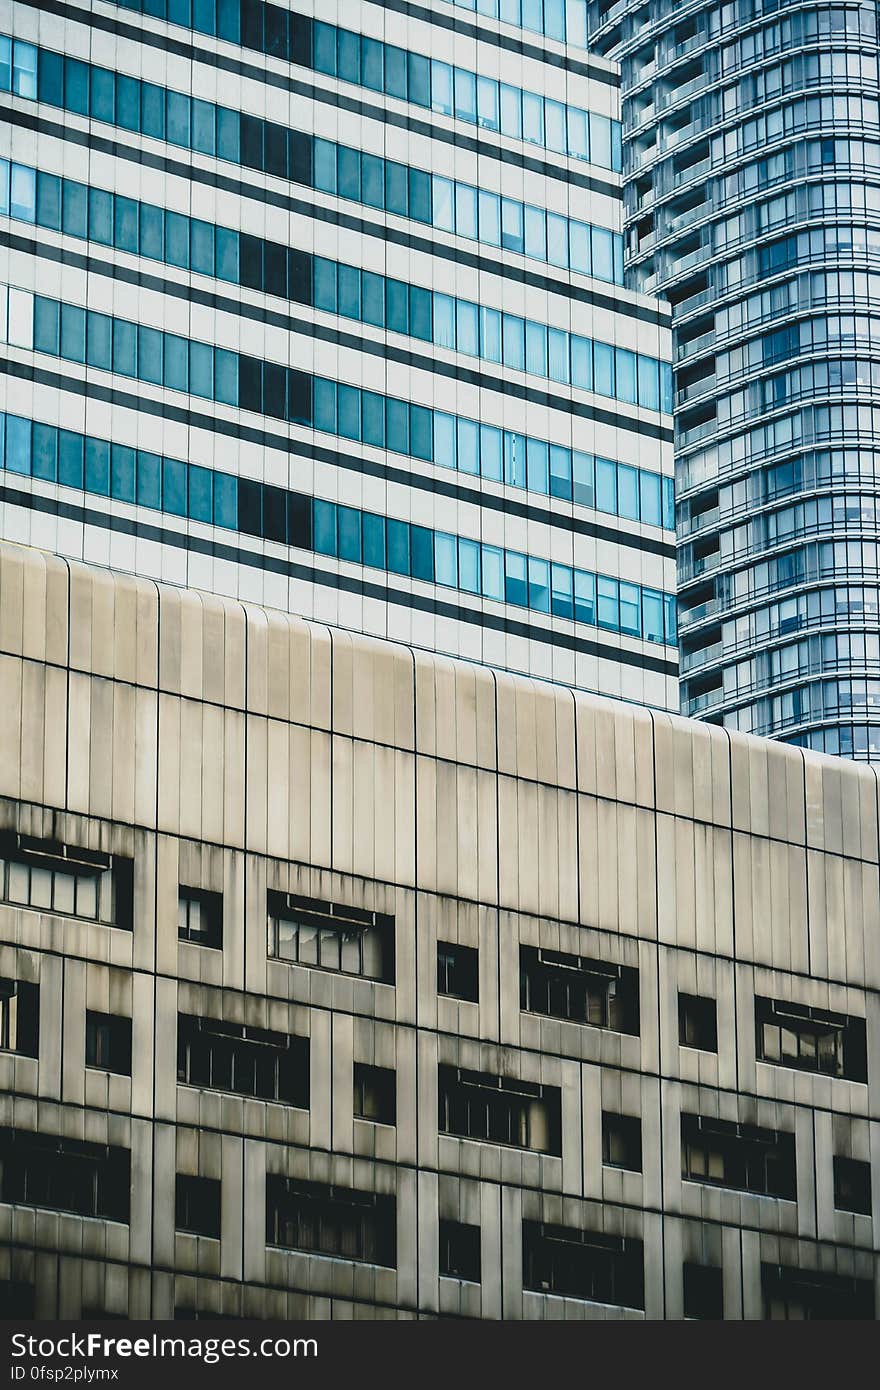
437, 942, 478, 1003
679, 993, 717, 1052
683, 1262, 723, 1319
175, 1173, 222, 1238
176, 1012, 309, 1108
681, 1113, 796, 1200
439, 1219, 481, 1283
438, 1065, 561, 1155
520, 945, 639, 1035
268, 891, 394, 984
266, 1175, 395, 1267
762, 1264, 874, 1320
522, 1221, 644, 1310
755, 996, 867, 1083
0, 831, 133, 930
602, 1112, 642, 1172
178, 886, 223, 949
353, 1062, 396, 1126
0, 1279, 35, 1317
85, 1010, 132, 1076
833, 1156, 872, 1216
0, 979, 39, 1057
0, 1126, 130, 1222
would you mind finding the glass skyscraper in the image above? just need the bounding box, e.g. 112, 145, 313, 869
588, 0, 880, 757
0, 0, 677, 709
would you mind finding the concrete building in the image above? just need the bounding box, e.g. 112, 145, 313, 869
586, 0, 880, 756
0, 540, 877, 1320
0, 0, 676, 708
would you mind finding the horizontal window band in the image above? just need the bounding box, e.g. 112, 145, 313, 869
82, 0, 624, 179
0, 481, 679, 678
5, 228, 671, 444
1, 411, 676, 643
0, 355, 674, 557
0, 100, 668, 329
11, 32, 623, 282
0, 154, 673, 430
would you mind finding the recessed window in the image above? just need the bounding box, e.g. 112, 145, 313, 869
85, 1010, 132, 1076
0, 831, 132, 930
0, 978, 39, 1056
437, 942, 478, 1002
176, 1013, 309, 1108
438, 1065, 561, 1155
353, 1062, 396, 1126
679, 993, 717, 1052
762, 1264, 874, 1320
0, 1125, 130, 1222
268, 891, 394, 983
520, 945, 639, 1035
266, 1176, 396, 1268
683, 1263, 723, 1319
601, 1112, 642, 1172
681, 1113, 796, 1200
833, 1156, 872, 1216
175, 1173, 221, 1238
439, 1219, 481, 1283
755, 996, 867, 1082
178, 886, 223, 949
522, 1222, 644, 1310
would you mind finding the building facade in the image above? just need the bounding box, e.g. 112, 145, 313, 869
0, 541, 877, 1319
0, 0, 677, 709
587, 0, 880, 756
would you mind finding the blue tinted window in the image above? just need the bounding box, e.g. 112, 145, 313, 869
524, 206, 546, 260
548, 328, 569, 383
163, 457, 187, 515
433, 413, 456, 470
6, 415, 31, 474
386, 398, 409, 454
549, 445, 572, 501
594, 341, 614, 398
410, 286, 432, 341
528, 556, 550, 612
60, 303, 86, 363
638, 354, 660, 412
435, 534, 457, 588
114, 195, 138, 252
616, 348, 637, 405
33, 296, 60, 355
643, 589, 664, 643
362, 391, 385, 447
137, 326, 163, 385
596, 456, 617, 513
505, 551, 528, 607
480, 306, 502, 363
32, 422, 58, 481
88, 187, 113, 244
166, 210, 189, 268
597, 576, 619, 631
480, 424, 502, 482
91, 66, 115, 122
640, 472, 661, 528
58, 429, 84, 489
166, 89, 191, 146
65, 57, 90, 115
86, 311, 112, 370
314, 379, 337, 433
482, 545, 504, 601
572, 451, 594, 508
618, 465, 639, 520
62, 180, 87, 238
190, 341, 213, 398
111, 443, 136, 502
35, 170, 61, 229
338, 383, 360, 440
113, 319, 137, 377
116, 73, 140, 131
457, 300, 479, 357
504, 432, 526, 488
411, 525, 434, 582
85, 437, 111, 495
10, 163, 35, 221
574, 570, 595, 625
526, 438, 548, 494
141, 82, 166, 139
455, 183, 478, 240
362, 512, 385, 569
213, 471, 237, 527
215, 226, 239, 281
386, 518, 410, 575
137, 450, 162, 508
525, 321, 547, 377
191, 219, 214, 275
459, 538, 480, 594
571, 335, 592, 390
314, 499, 336, 556
140, 203, 164, 259
551, 563, 573, 618
164, 333, 189, 390
457, 418, 479, 476
619, 581, 641, 637
337, 505, 362, 563
410, 405, 433, 462
216, 106, 239, 161
502, 314, 525, 371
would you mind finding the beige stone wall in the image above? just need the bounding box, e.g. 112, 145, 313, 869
0, 541, 877, 1319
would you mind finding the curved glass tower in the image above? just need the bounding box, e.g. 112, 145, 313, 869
588, 0, 880, 758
